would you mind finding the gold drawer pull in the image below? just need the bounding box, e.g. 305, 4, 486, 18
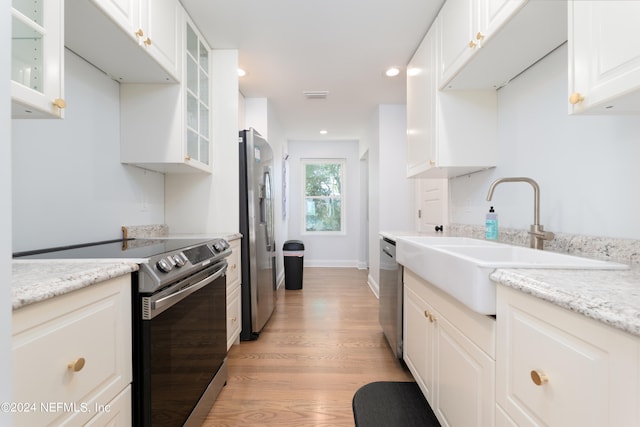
530, 369, 548, 386
144, 37, 152, 47
68, 357, 86, 372
135, 28, 144, 37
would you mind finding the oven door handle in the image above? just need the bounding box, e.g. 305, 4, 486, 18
150, 262, 227, 317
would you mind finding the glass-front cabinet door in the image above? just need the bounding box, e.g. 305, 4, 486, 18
185, 21, 210, 166
11, 0, 64, 118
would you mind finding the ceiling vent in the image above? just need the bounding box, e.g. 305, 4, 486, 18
303, 90, 329, 100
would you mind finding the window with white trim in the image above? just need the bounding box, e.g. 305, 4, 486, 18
302, 159, 345, 233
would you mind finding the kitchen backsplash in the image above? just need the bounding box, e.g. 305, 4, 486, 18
448, 224, 640, 265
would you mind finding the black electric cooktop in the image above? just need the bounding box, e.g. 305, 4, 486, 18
13, 238, 216, 260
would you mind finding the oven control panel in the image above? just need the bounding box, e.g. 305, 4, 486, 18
139, 238, 232, 293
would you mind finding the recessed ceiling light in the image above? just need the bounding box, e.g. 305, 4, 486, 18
385, 67, 400, 77
238, 68, 247, 77
320, 130, 328, 135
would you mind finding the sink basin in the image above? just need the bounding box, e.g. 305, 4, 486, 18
396, 236, 629, 315
437, 245, 629, 269
397, 236, 500, 246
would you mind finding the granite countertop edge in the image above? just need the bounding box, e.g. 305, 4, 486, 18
490, 268, 640, 337
12, 260, 139, 311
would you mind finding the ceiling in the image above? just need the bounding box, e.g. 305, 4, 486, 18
180, 0, 444, 142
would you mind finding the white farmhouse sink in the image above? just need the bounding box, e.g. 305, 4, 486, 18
396, 236, 628, 315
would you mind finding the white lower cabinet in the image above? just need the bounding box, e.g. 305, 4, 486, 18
12, 275, 132, 427
404, 268, 496, 426
496, 286, 640, 426
226, 238, 242, 350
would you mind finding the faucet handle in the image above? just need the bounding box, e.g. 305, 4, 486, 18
528, 225, 554, 249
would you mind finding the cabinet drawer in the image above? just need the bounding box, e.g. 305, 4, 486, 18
226, 285, 241, 350
84, 384, 132, 427
497, 286, 640, 426
226, 240, 241, 290
12, 276, 132, 427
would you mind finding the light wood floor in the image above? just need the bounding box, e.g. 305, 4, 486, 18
203, 267, 414, 426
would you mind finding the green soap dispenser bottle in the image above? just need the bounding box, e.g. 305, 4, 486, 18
485, 206, 498, 240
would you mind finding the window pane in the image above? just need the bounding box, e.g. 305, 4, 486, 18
186, 92, 197, 129
11, 17, 43, 92
187, 129, 198, 160
305, 198, 341, 232
305, 163, 342, 197
186, 23, 198, 58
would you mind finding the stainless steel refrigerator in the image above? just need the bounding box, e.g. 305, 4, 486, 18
239, 128, 277, 340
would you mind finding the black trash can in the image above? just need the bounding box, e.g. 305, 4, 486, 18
283, 240, 305, 290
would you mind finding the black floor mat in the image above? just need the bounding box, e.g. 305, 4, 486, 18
352, 381, 440, 427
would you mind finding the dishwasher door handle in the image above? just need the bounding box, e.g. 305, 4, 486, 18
382, 247, 395, 258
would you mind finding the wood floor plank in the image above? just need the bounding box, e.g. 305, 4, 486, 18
203, 267, 413, 426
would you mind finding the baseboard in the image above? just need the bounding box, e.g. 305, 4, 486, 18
303, 259, 360, 268
367, 273, 379, 299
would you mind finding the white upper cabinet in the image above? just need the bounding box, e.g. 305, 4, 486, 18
11, 0, 65, 118
439, 0, 479, 88
120, 8, 212, 173
406, 22, 437, 177
65, 0, 180, 83
568, 0, 640, 114
407, 17, 497, 179
440, 0, 566, 90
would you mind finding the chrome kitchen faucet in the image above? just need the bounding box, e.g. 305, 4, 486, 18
486, 177, 554, 250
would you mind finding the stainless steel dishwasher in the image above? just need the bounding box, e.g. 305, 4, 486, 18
378, 236, 403, 359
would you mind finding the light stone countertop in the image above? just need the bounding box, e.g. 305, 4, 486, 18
490, 267, 640, 337
12, 260, 139, 310
381, 227, 640, 338
10, 233, 240, 311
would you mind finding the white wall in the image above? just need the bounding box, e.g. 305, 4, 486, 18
165, 50, 240, 235
367, 105, 416, 293
379, 105, 415, 231
2, 0, 13, 420
242, 97, 288, 286
12, 50, 165, 252
449, 44, 640, 240
287, 140, 361, 267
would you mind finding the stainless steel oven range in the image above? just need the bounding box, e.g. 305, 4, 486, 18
14, 237, 232, 427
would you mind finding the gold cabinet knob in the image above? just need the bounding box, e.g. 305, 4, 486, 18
569, 92, 584, 105
144, 37, 152, 47
52, 98, 66, 109
530, 370, 549, 386
135, 28, 144, 37
476, 32, 485, 41
469, 40, 477, 48
68, 357, 86, 372
429, 159, 435, 166
185, 155, 192, 161
423, 310, 437, 323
